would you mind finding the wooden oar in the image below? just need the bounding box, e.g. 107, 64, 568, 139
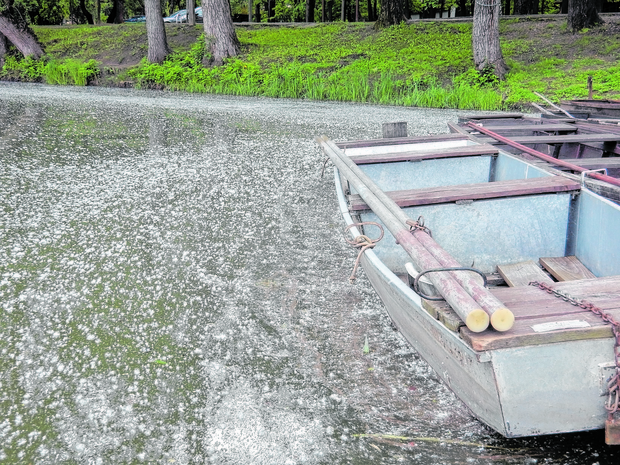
318, 136, 489, 333
321, 136, 514, 332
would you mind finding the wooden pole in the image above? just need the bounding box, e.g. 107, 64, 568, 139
249, 0, 253, 22
322, 137, 513, 331
318, 137, 490, 332
588, 76, 593, 100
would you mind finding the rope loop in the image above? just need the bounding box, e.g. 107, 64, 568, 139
344, 222, 384, 283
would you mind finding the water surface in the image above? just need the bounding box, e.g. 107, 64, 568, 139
0, 83, 615, 464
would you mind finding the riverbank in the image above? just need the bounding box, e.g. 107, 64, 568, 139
1, 15, 619, 110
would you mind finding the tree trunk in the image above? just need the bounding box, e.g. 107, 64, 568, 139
268, 0, 274, 21
341, 0, 346, 20
0, 32, 6, 71
567, 0, 603, 32
108, 0, 125, 23
307, 0, 316, 21
95, 0, 101, 23
0, 15, 44, 59
458, 0, 469, 15
249, 0, 253, 22
472, 0, 509, 79
375, 0, 407, 27
80, 0, 95, 24
187, 0, 196, 25
367, 0, 373, 20
255, 1, 261, 22
145, 0, 171, 63
203, 0, 240, 65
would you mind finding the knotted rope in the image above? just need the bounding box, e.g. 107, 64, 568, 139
344, 222, 384, 283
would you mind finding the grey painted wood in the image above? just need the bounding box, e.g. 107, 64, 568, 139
382, 121, 408, 138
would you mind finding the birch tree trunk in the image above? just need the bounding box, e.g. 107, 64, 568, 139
0, 15, 44, 59
203, 0, 240, 66
567, 0, 603, 32
472, 0, 509, 79
145, 0, 171, 63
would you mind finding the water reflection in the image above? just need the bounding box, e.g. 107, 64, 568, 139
0, 83, 616, 464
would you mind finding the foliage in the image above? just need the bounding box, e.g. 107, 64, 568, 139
4, 17, 620, 110
0, 54, 99, 85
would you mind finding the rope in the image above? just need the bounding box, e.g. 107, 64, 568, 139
344, 222, 384, 283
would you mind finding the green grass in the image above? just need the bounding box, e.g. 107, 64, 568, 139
1, 18, 619, 110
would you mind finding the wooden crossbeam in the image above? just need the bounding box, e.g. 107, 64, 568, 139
557, 158, 620, 169
349, 144, 498, 165
469, 124, 578, 132
348, 176, 580, 211
476, 133, 620, 145
335, 133, 468, 150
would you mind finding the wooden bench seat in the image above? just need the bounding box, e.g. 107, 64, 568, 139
422, 275, 620, 351
335, 133, 469, 150
475, 133, 620, 145
349, 144, 499, 165
469, 123, 578, 133
348, 176, 580, 211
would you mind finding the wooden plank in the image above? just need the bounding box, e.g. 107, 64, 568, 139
461, 113, 524, 121
557, 158, 620, 169
540, 256, 597, 281
348, 176, 580, 211
335, 133, 469, 150
460, 276, 620, 351
496, 260, 554, 287
423, 299, 464, 332
476, 133, 620, 145
349, 144, 499, 165
460, 312, 613, 352
470, 124, 578, 132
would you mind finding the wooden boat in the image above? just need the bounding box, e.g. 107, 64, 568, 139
561, 99, 620, 119
453, 113, 620, 203
317, 127, 620, 441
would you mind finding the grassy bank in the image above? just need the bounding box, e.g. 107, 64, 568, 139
1, 17, 619, 110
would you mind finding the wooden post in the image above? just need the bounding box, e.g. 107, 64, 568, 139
382, 122, 407, 138
249, 0, 253, 22
588, 76, 593, 100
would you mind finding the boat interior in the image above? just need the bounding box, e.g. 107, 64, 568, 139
337, 132, 620, 352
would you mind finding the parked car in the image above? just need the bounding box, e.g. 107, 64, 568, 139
163, 9, 186, 22
126, 15, 146, 22
164, 7, 202, 23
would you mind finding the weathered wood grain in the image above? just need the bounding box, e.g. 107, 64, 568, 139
335, 133, 469, 150
348, 176, 580, 211
349, 144, 498, 165
540, 256, 597, 281
469, 124, 578, 132
460, 312, 613, 351
476, 133, 620, 145
497, 261, 554, 287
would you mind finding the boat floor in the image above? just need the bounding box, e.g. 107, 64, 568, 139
421, 274, 620, 352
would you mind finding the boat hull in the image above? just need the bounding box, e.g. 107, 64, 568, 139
336, 168, 615, 437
